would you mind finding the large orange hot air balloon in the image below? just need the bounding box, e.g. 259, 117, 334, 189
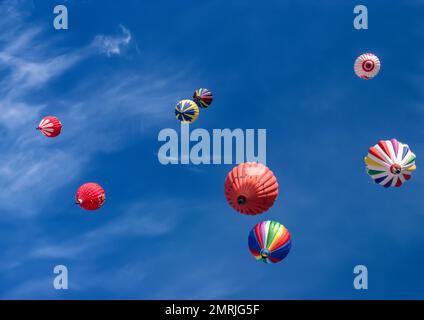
75, 183, 106, 211
224, 162, 279, 215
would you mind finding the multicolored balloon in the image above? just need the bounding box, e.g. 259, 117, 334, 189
37, 116, 62, 138
175, 99, 199, 123
193, 88, 213, 109
354, 53, 381, 80
224, 162, 278, 215
248, 220, 291, 264
75, 183, 106, 211
365, 139, 416, 188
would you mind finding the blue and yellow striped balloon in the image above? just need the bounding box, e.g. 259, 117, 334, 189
175, 99, 200, 123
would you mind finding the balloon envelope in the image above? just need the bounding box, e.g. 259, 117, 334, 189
76, 183, 106, 211
175, 99, 199, 123
193, 88, 213, 109
354, 53, 381, 80
37, 116, 62, 138
224, 162, 278, 215
248, 220, 291, 264
365, 139, 416, 187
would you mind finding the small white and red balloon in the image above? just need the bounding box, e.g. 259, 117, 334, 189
354, 53, 381, 80
37, 116, 62, 138
75, 183, 106, 211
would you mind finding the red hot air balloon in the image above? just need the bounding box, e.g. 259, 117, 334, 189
37, 116, 62, 138
75, 183, 106, 211
224, 162, 279, 215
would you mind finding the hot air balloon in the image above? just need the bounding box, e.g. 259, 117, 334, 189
248, 220, 291, 264
37, 116, 62, 138
354, 53, 381, 80
75, 183, 106, 211
193, 88, 213, 109
175, 100, 199, 123
365, 139, 416, 188
224, 162, 278, 215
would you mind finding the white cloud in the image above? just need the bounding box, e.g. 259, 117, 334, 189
93, 25, 133, 56
0, 1, 201, 299
0, 198, 192, 297
32, 199, 183, 259
0, 3, 188, 217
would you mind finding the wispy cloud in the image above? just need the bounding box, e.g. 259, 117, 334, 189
32, 200, 181, 259
0, 1, 187, 217
0, 0, 218, 300
0, 198, 195, 298
93, 25, 133, 56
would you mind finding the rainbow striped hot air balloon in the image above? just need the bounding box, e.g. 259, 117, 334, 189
175, 99, 199, 123
248, 220, 291, 264
193, 88, 213, 109
365, 139, 416, 188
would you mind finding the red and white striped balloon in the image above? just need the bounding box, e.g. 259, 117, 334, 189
37, 116, 62, 138
354, 53, 381, 80
75, 183, 106, 211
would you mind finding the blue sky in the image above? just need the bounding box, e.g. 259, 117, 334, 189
0, 0, 424, 299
